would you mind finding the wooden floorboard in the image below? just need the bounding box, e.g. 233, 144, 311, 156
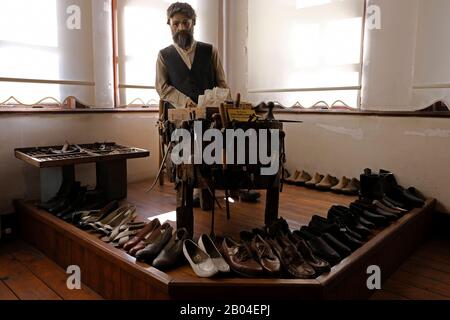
0, 281, 18, 300
0, 241, 102, 300
0, 253, 62, 300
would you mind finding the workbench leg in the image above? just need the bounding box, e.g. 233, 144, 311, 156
176, 184, 194, 237
200, 189, 213, 211
96, 160, 127, 201
265, 186, 280, 226
40, 165, 75, 202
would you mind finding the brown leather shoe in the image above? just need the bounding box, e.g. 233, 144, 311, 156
290, 233, 330, 275
221, 237, 263, 277
250, 235, 280, 275
268, 236, 316, 279
123, 218, 161, 252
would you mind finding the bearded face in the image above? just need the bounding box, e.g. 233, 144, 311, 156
169, 13, 195, 50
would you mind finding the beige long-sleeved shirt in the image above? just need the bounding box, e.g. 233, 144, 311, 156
155, 41, 228, 108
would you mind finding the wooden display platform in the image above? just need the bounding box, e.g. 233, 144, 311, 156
14, 183, 435, 300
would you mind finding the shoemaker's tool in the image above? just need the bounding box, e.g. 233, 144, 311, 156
234, 93, 241, 108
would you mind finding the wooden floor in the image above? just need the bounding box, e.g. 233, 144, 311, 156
370, 238, 450, 300
0, 240, 102, 300
3, 180, 449, 300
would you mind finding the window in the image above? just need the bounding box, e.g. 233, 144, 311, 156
116, 0, 220, 107
247, 0, 365, 109
0, 0, 113, 108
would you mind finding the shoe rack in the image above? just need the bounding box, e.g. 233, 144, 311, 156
15, 142, 150, 202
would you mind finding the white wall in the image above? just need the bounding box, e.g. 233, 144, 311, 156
0, 112, 160, 214
281, 113, 450, 212
226, 0, 450, 211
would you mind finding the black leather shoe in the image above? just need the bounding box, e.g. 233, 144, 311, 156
136, 223, 173, 263
353, 200, 399, 221
349, 203, 389, 227
294, 228, 342, 266
328, 206, 372, 238
152, 228, 189, 270
309, 216, 364, 251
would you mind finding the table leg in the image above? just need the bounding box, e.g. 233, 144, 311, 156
96, 160, 127, 201
176, 183, 194, 237
40, 165, 75, 202
265, 186, 280, 226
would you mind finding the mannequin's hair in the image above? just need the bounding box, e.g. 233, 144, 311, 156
167, 2, 197, 25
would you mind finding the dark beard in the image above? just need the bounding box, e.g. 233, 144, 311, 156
173, 30, 194, 49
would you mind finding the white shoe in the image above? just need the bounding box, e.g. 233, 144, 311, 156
183, 239, 218, 278
198, 234, 230, 273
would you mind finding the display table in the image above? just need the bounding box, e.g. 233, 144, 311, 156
15, 142, 150, 201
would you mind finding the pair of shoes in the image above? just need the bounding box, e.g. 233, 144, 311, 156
294, 228, 343, 266
184, 234, 230, 278
288, 232, 331, 275
126, 219, 163, 256
267, 236, 316, 279
331, 177, 361, 195
221, 236, 264, 277
135, 222, 173, 263
284, 170, 300, 185
315, 174, 340, 191
305, 173, 324, 188
153, 228, 190, 270
231, 190, 261, 203
77, 201, 119, 229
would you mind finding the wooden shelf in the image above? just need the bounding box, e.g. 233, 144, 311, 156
14, 183, 435, 300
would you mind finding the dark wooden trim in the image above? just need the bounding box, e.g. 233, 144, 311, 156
273, 109, 450, 118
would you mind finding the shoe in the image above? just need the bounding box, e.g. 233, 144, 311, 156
267, 217, 291, 238
341, 178, 360, 196
268, 236, 315, 279
349, 203, 389, 227
294, 171, 312, 186
153, 228, 189, 270
99, 206, 137, 238
234, 190, 261, 203
183, 239, 218, 278
198, 234, 230, 273
353, 200, 399, 221
77, 201, 119, 229
250, 235, 280, 275
110, 221, 146, 247
123, 219, 161, 252
309, 216, 364, 250
37, 181, 81, 210
328, 206, 372, 238
284, 170, 300, 185
331, 177, 351, 193
221, 237, 263, 277
315, 175, 339, 191
135, 223, 173, 263
289, 233, 331, 275
373, 200, 405, 216
305, 173, 324, 188
294, 228, 342, 266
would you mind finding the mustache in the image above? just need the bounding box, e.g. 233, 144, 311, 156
173, 30, 194, 49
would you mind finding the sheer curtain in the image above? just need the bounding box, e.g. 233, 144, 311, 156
0, 0, 114, 107
247, 0, 365, 108
117, 0, 220, 106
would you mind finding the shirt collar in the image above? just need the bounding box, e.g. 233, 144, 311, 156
174, 40, 197, 54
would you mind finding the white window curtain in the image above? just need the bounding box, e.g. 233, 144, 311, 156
117, 0, 220, 106
411, 0, 450, 109
0, 0, 114, 107
247, 0, 365, 108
